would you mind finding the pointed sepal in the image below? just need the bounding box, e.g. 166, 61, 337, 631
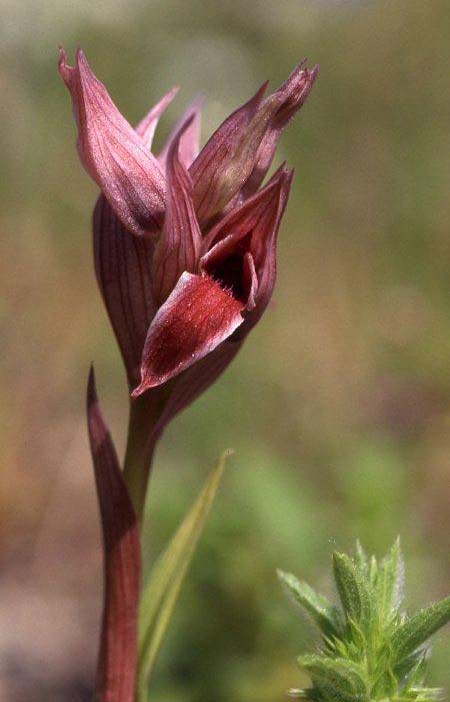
152, 119, 202, 304
190, 59, 317, 222
93, 195, 157, 386
239, 60, 318, 200
158, 96, 202, 169
135, 86, 179, 147
59, 48, 165, 236
201, 165, 292, 332
189, 82, 267, 223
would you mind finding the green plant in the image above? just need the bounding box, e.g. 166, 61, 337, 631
61, 48, 317, 701
279, 540, 450, 702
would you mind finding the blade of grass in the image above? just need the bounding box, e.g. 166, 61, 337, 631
137, 450, 231, 701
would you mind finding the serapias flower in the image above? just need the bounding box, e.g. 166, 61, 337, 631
59, 49, 317, 420
61, 51, 319, 701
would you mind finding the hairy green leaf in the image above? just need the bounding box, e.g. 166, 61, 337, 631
282, 540, 449, 702
369, 555, 378, 588
333, 552, 373, 632
406, 652, 428, 687
278, 570, 342, 639
370, 668, 397, 700
392, 595, 450, 663
376, 537, 405, 622
394, 649, 426, 685
298, 654, 368, 702
355, 540, 368, 576
137, 451, 229, 701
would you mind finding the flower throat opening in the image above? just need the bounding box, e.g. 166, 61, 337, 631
207, 233, 253, 304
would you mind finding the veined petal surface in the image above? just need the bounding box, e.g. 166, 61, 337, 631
158, 96, 202, 169
240, 61, 318, 200
93, 195, 157, 386
189, 83, 267, 223
133, 272, 244, 394
135, 86, 179, 148
59, 48, 165, 236
152, 121, 202, 304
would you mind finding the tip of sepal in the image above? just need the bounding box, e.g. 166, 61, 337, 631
291, 57, 319, 80
310, 64, 320, 80
58, 46, 71, 84
75, 46, 87, 64
284, 166, 295, 193
74, 48, 97, 81
58, 46, 88, 73
246, 79, 270, 117
187, 93, 204, 112
255, 80, 270, 101
272, 163, 294, 206
167, 113, 196, 163
267, 162, 294, 189
87, 363, 96, 405
167, 85, 181, 99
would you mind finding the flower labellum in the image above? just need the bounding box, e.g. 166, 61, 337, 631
60, 49, 318, 432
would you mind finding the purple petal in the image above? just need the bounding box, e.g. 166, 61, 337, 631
201, 165, 292, 333
140, 180, 285, 434
189, 82, 267, 223
190, 61, 317, 222
242, 252, 258, 310
152, 120, 202, 304
87, 368, 140, 702
135, 86, 179, 147
240, 169, 294, 334
239, 61, 319, 200
93, 195, 157, 386
202, 165, 290, 268
158, 96, 202, 169
92, 88, 179, 384
59, 48, 165, 236
132, 272, 244, 394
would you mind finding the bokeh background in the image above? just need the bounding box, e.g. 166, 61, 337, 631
1, 0, 449, 700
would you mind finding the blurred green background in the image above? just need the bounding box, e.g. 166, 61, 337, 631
1, 0, 449, 700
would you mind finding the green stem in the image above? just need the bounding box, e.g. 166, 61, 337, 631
122, 391, 164, 523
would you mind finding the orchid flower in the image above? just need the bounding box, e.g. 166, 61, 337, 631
60, 48, 317, 702
60, 50, 317, 434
